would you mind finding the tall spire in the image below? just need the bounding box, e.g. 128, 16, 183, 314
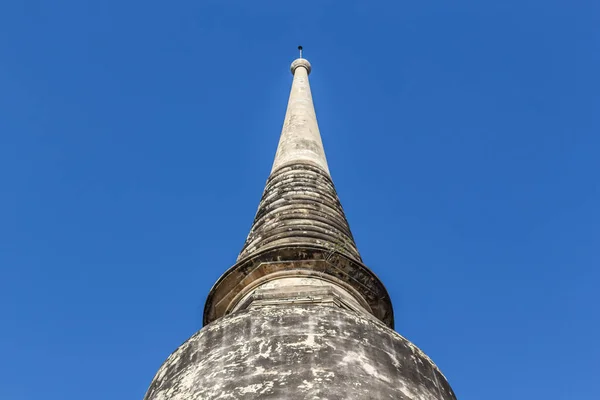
143, 52, 457, 400
237, 52, 358, 262
271, 51, 330, 175
204, 52, 393, 329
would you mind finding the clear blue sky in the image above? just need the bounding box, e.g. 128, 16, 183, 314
1, 1, 598, 399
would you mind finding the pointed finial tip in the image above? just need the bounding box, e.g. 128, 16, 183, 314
291, 46, 311, 75
290, 58, 311, 75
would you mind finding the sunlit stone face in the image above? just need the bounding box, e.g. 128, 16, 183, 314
271, 60, 329, 175
143, 305, 456, 400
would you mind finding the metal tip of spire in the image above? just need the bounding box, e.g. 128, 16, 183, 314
290, 46, 311, 75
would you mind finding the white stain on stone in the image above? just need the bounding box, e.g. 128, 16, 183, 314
297, 380, 314, 392
235, 381, 274, 395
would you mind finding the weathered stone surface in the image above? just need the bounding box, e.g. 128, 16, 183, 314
203, 248, 394, 328
238, 163, 360, 263
144, 305, 456, 400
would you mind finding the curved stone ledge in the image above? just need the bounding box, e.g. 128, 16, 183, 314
204, 245, 394, 328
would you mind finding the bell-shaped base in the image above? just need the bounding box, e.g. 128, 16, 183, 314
144, 305, 456, 399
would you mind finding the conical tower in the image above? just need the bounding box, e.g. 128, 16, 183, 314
143, 51, 456, 400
